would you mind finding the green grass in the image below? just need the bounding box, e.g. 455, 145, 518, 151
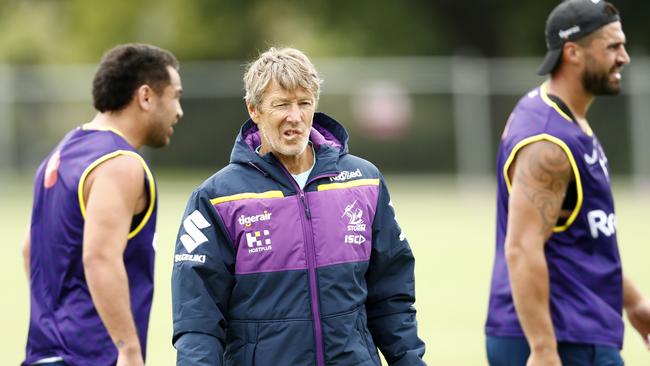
2, 173, 649, 365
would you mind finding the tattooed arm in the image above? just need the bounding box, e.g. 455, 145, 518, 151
505, 140, 572, 366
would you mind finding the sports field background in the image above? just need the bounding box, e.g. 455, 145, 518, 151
2, 172, 648, 365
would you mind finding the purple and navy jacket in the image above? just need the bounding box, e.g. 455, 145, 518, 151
486, 83, 623, 348
24, 127, 157, 366
172, 113, 425, 366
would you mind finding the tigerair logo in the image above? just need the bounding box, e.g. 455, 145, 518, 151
330, 168, 363, 182
238, 211, 272, 227
246, 230, 272, 254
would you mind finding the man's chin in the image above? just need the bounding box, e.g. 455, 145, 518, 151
146, 137, 169, 148
277, 144, 309, 157
602, 82, 622, 95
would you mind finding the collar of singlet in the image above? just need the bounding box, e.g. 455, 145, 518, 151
546, 94, 577, 123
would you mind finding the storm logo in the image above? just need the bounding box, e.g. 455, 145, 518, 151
342, 200, 366, 232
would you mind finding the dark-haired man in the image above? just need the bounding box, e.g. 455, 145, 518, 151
23, 43, 183, 366
486, 1, 650, 365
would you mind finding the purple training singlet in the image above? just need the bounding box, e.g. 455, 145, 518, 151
24, 126, 157, 365
486, 83, 623, 348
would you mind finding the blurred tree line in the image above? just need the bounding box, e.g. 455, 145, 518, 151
0, 0, 647, 64
2, 0, 647, 174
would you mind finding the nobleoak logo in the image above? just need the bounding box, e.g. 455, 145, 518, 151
246, 230, 272, 254
238, 210, 272, 227
330, 168, 363, 182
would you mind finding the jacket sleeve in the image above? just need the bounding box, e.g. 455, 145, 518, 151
366, 176, 426, 365
172, 188, 236, 366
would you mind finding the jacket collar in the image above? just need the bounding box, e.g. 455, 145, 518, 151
229, 112, 349, 185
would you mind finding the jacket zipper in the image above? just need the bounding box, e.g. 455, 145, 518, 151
281, 168, 336, 366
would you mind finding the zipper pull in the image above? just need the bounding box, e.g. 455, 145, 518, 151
300, 194, 312, 220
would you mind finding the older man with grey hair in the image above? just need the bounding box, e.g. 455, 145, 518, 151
171, 47, 426, 366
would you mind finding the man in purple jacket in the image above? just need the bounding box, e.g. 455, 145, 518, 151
486, 1, 650, 365
171, 47, 426, 366
23, 44, 183, 366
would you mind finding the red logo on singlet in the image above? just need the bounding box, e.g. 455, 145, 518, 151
43, 150, 61, 188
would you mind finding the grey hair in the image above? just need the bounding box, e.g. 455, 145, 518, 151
243, 47, 322, 109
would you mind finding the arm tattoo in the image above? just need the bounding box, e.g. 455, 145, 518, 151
514, 141, 572, 235
115, 339, 126, 349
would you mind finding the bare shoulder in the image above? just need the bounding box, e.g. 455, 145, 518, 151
512, 140, 572, 188
93, 154, 144, 180
509, 140, 573, 236
84, 154, 146, 202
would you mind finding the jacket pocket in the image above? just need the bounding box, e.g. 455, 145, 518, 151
356, 309, 381, 365
321, 306, 381, 365
224, 322, 258, 366
227, 319, 315, 366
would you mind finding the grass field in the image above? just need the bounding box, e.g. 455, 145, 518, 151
2, 173, 649, 365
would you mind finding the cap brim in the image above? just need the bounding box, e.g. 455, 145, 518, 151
537, 48, 562, 75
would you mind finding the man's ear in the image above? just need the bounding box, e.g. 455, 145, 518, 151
562, 42, 584, 68
135, 85, 153, 111
247, 102, 260, 124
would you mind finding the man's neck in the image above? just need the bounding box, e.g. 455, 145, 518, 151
547, 76, 594, 120
547, 76, 595, 133
260, 146, 314, 175
87, 111, 143, 149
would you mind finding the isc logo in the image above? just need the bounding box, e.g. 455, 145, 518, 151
344, 234, 366, 245
587, 209, 616, 239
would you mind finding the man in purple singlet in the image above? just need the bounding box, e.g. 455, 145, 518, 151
23, 44, 183, 366
486, 1, 650, 365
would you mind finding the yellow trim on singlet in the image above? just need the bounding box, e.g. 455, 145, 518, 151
77, 150, 156, 239
210, 190, 285, 205
81, 123, 127, 139
317, 178, 380, 192
539, 82, 593, 136
503, 133, 583, 233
